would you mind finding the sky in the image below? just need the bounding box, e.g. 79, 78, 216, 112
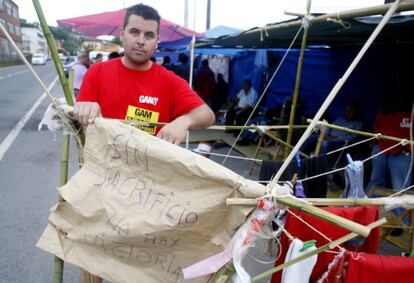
16, 0, 384, 33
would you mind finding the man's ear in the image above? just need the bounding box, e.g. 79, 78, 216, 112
120, 29, 125, 41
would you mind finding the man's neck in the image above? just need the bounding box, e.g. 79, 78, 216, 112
121, 57, 152, 71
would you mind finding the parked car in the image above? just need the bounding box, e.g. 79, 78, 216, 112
31, 53, 46, 65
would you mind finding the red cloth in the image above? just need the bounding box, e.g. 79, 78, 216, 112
374, 112, 411, 155
344, 252, 414, 283
271, 206, 380, 283
77, 58, 204, 134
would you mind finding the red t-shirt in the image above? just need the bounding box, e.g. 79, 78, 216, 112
375, 112, 411, 155
77, 58, 204, 134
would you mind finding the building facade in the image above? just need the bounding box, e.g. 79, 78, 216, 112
21, 24, 47, 55
0, 0, 22, 63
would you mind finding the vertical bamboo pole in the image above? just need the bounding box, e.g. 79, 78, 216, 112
52, 53, 75, 283
285, 0, 312, 157
32, 0, 74, 107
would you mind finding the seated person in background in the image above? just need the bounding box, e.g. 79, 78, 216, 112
302, 103, 362, 155
225, 79, 258, 131
367, 68, 413, 193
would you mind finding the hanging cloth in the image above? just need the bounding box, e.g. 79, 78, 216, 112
341, 154, 367, 199
271, 206, 380, 283
281, 238, 317, 283
344, 252, 414, 283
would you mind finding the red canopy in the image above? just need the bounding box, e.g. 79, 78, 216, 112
57, 8, 198, 42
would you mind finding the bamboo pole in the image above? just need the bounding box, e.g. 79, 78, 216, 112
251, 218, 387, 282
52, 62, 75, 283
277, 196, 370, 237
226, 196, 370, 237
226, 196, 414, 207
32, 0, 74, 107
261, 129, 309, 158
196, 2, 414, 48
311, 119, 414, 145
285, 0, 311, 157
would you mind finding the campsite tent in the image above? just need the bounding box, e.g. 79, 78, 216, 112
194, 13, 414, 128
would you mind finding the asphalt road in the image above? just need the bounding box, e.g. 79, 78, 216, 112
0, 63, 79, 282
0, 62, 275, 283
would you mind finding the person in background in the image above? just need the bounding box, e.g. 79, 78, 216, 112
94, 53, 103, 63
161, 55, 175, 71
367, 69, 413, 193
174, 53, 190, 82
73, 3, 214, 282
212, 73, 229, 113
301, 103, 362, 155
108, 51, 120, 60
194, 59, 216, 108
72, 51, 89, 97
225, 79, 258, 132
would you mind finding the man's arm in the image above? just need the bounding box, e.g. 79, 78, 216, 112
157, 104, 215, 145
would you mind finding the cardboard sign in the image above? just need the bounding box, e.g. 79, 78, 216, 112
37, 118, 265, 283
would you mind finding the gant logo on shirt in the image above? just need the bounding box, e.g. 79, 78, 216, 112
139, 95, 159, 106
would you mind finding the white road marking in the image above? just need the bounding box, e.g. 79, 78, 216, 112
0, 76, 4, 80
0, 76, 59, 162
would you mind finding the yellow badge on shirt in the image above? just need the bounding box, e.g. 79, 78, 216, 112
125, 105, 159, 135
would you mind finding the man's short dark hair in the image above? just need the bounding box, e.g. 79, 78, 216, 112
123, 3, 161, 33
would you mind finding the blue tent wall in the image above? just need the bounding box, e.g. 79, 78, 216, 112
262, 45, 410, 129
227, 51, 264, 99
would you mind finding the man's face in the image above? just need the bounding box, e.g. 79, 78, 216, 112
120, 15, 159, 67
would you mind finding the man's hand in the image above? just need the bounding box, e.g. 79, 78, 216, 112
156, 117, 190, 145
73, 102, 101, 126
156, 105, 215, 145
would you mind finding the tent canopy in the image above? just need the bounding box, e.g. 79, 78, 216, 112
196, 14, 414, 49
58, 8, 199, 42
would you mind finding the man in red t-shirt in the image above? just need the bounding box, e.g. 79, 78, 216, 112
74, 4, 214, 145
73, 4, 214, 283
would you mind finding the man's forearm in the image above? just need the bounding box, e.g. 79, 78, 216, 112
179, 104, 215, 130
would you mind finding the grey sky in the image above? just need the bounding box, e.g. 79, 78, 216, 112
16, 0, 384, 33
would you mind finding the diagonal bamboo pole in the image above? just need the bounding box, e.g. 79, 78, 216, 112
311, 119, 414, 145
251, 217, 387, 282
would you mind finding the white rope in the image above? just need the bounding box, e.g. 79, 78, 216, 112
287, 209, 337, 247
221, 25, 304, 166
388, 184, 414, 198
0, 21, 83, 149
326, 136, 378, 156
192, 149, 262, 162
270, 0, 402, 187
298, 141, 404, 183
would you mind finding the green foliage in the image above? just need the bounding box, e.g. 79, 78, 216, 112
49, 26, 81, 55
111, 37, 122, 47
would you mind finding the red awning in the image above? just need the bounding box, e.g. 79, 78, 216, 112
57, 8, 199, 42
